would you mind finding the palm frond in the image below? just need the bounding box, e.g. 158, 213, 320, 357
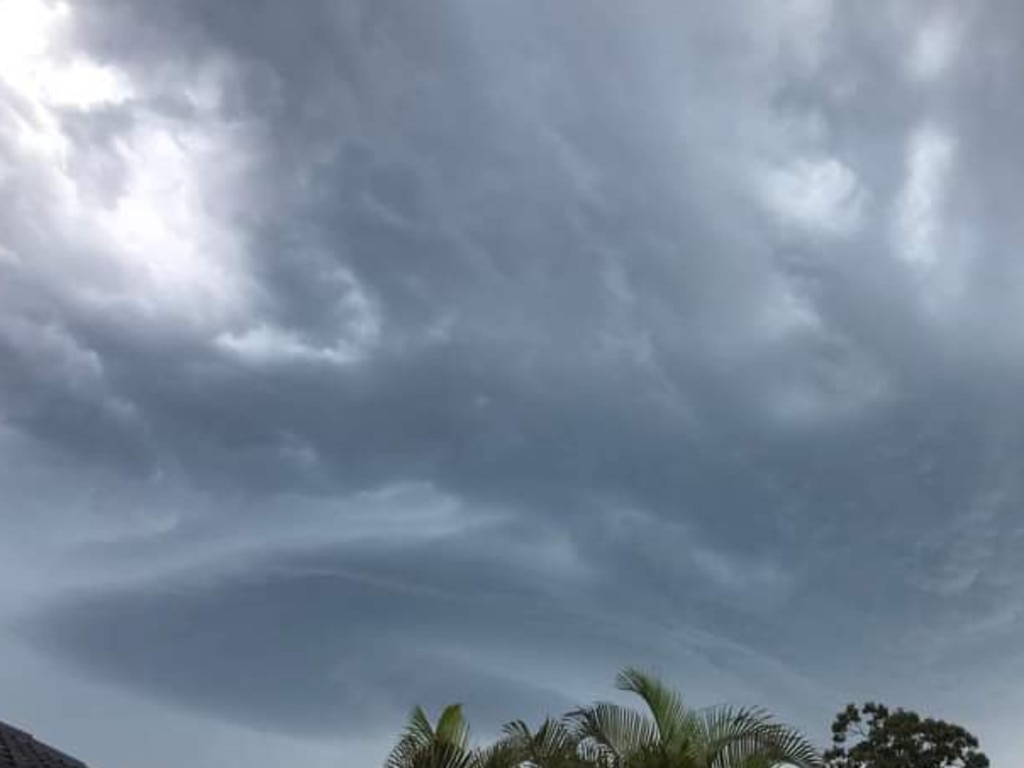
501, 719, 535, 741
616, 667, 709, 759
494, 717, 585, 767
569, 701, 658, 764
534, 718, 580, 757
387, 707, 435, 768
436, 704, 471, 750
386, 704, 478, 768
614, 667, 697, 747
701, 706, 821, 768
416, 742, 480, 768
474, 740, 521, 768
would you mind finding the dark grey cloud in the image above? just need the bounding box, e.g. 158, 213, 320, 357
2, 0, 1024, 766
20, 525, 823, 742
24, 558, 578, 737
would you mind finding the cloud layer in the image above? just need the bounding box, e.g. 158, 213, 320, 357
3, 0, 1024, 766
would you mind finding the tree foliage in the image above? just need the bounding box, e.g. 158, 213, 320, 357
385, 704, 477, 768
483, 718, 592, 768
383, 678, 994, 768
823, 703, 989, 768
384, 668, 822, 768
570, 667, 821, 768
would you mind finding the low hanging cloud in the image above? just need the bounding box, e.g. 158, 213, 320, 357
3, 1, 1024, 767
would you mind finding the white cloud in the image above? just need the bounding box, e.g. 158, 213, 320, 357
215, 269, 381, 366
892, 124, 955, 269
0, 0, 133, 110
216, 324, 368, 366
85, 119, 256, 326
0, 0, 259, 334
754, 156, 865, 235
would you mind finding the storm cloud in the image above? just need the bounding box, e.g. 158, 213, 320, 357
2, 1, 1024, 766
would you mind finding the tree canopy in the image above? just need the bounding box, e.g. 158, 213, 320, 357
384, 667, 822, 768
823, 703, 989, 768
384, 674, 994, 768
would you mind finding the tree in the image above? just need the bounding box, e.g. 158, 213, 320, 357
386, 704, 478, 768
823, 703, 989, 768
569, 667, 822, 768
386, 706, 589, 768
482, 718, 590, 768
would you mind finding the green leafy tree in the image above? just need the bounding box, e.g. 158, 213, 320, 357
569, 668, 822, 768
823, 703, 989, 768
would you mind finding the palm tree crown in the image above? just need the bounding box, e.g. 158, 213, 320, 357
386, 704, 477, 768
569, 668, 822, 768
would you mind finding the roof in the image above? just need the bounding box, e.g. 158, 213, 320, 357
0, 722, 90, 768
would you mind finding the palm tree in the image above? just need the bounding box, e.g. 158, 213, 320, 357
386, 704, 479, 768
482, 717, 590, 768
569, 668, 821, 768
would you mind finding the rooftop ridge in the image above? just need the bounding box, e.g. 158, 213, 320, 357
0, 721, 90, 768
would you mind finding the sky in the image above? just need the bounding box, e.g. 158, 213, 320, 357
0, 0, 1022, 765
